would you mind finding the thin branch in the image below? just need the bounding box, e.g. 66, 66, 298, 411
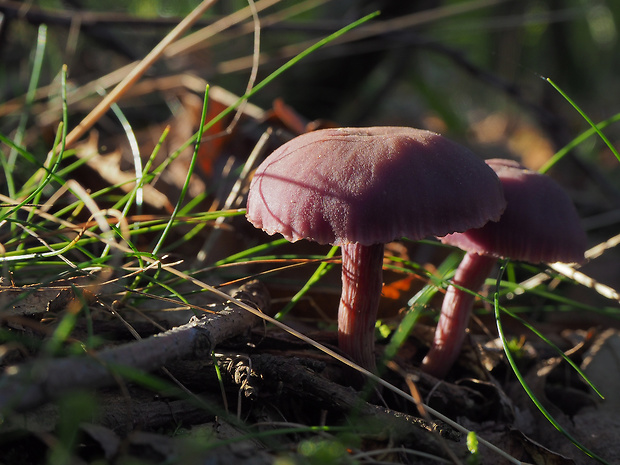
58, 0, 217, 152
0, 280, 270, 412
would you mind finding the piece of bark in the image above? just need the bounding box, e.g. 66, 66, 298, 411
0, 280, 270, 412
0, 279, 96, 319
224, 353, 461, 456
96, 394, 217, 435
83, 420, 275, 465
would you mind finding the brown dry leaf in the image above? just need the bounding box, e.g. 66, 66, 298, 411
382, 274, 417, 300
509, 429, 576, 465
0, 287, 63, 319
80, 423, 121, 461
568, 408, 620, 464
499, 330, 612, 464
581, 328, 620, 410
0, 282, 95, 319
72, 131, 174, 212
266, 97, 340, 135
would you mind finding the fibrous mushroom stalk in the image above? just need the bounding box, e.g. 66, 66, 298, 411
338, 242, 384, 371
246, 128, 508, 372
422, 158, 587, 378
421, 252, 497, 378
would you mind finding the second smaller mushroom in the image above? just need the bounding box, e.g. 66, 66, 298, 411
246, 127, 506, 370
421, 159, 588, 379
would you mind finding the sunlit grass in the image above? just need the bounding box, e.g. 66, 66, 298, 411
540, 77, 620, 173
1, 2, 618, 464
0, 7, 400, 464
493, 262, 609, 464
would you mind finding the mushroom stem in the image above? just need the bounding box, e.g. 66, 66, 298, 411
338, 242, 384, 371
421, 252, 497, 378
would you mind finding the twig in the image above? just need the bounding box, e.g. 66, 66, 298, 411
549, 262, 620, 304
0, 0, 212, 28
58, 0, 217, 152
237, 353, 459, 455
518, 233, 620, 303
0, 280, 270, 412
196, 129, 272, 262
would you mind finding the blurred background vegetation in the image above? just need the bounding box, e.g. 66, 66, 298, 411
3, 0, 619, 148
3, 0, 619, 265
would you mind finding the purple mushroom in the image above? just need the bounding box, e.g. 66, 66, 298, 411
246, 127, 506, 370
422, 158, 588, 378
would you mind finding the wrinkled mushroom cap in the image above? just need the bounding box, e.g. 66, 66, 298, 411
441, 158, 587, 263
246, 127, 506, 246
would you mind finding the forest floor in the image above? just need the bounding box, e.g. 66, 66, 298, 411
1, 1, 620, 464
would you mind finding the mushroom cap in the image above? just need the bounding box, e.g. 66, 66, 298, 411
246, 127, 506, 246
441, 158, 587, 263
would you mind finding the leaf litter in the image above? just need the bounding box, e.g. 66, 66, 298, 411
1, 1, 620, 464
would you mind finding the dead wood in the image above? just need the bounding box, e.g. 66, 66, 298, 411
0, 280, 270, 413
227, 353, 462, 458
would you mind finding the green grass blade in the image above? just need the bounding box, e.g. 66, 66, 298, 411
0, 236, 82, 263
494, 295, 604, 399
382, 251, 463, 363
151, 85, 210, 256
0, 133, 69, 192
493, 261, 609, 464
168, 11, 381, 158
541, 77, 620, 172
214, 238, 290, 266
99, 126, 172, 259
0, 66, 69, 224
539, 112, 620, 174
108, 100, 144, 210
6, 24, 48, 199
274, 245, 339, 320
44, 286, 88, 356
